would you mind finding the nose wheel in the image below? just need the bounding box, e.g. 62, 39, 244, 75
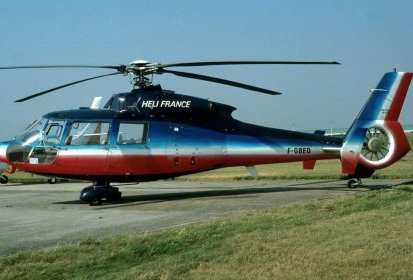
347, 178, 362, 188
0, 174, 8, 184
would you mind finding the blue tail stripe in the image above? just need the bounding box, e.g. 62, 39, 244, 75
358, 72, 398, 120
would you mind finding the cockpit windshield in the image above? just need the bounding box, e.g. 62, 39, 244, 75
15, 118, 66, 147
15, 118, 46, 146
7, 118, 65, 164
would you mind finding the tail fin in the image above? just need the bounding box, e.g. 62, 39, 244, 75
341, 71, 412, 177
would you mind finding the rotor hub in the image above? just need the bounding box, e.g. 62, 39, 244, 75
361, 127, 391, 162
367, 137, 382, 152
130, 60, 149, 67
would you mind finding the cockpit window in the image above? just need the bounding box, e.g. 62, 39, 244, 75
9, 118, 63, 164
24, 119, 44, 133
15, 118, 67, 147
43, 120, 66, 146
15, 118, 46, 146
65, 121, 110, 146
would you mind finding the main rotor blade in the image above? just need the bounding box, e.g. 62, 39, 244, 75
162, 60, 340, 68
0, 65, 123, 70
15, 72, 121, 102
162, 69, 282, 95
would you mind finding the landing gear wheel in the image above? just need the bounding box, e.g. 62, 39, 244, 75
48, 177, 57, 184
0, 175, 8, 184
79, 182, 122, 206
347, 178, 362, 188
89, 198, 102, 206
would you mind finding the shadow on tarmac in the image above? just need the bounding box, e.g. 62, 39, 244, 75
54, 179, 413, 208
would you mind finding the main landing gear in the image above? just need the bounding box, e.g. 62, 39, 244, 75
347, 178, 362, 188
80, 179, 122, 206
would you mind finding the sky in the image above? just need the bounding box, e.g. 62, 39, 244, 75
1, 0, 413, 140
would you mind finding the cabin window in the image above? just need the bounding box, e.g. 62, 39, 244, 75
117, 123, 147, 145
65, 121, 110, 146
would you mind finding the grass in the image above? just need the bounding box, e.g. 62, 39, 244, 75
180, 155, 413, 181
1, 186, 412, 279
3, 170, 48, 183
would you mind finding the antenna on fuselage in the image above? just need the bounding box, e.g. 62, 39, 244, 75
90, 96, 103, 109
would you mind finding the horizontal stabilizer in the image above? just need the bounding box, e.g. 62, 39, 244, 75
322, 147, 341, 153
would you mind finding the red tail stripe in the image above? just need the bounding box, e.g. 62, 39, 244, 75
386, 73, 413, 121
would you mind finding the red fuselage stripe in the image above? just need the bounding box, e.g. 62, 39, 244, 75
13, 153, 340, 176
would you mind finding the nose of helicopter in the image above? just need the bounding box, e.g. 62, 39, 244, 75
0, 141, 11, 164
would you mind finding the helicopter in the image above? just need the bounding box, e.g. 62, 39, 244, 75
0, 60, 411, 205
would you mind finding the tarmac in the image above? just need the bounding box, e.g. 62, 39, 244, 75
0, 178, 411, 256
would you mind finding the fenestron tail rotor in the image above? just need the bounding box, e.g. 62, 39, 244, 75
0, 60, 340, 102
361, 127, 391, 162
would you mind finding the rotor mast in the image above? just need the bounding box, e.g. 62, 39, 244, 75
127, 60, 153, 88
